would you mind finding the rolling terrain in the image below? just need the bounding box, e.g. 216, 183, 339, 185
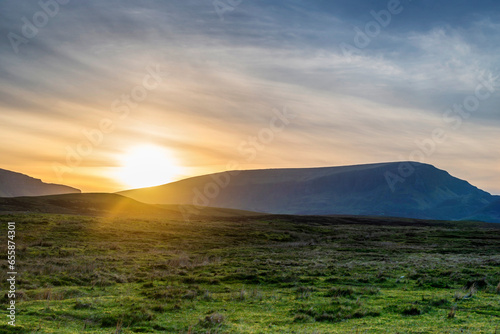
0, 212, 499, 333
0, 168, 80, 197
0, 166, 498, 333
0, 193, 262, 218
120, 162, 499, 223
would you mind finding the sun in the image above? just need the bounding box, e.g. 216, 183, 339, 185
117, 144, 182, 189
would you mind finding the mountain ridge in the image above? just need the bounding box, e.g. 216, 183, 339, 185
0, 193, 263, 218
0, 168, 81, 197
119, 161, 499, 223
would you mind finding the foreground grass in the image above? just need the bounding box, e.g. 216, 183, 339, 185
0, 213, 499, 333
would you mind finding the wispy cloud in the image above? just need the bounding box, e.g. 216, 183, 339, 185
0, 0, 498, 193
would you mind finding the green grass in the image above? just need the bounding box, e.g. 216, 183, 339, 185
1, 213, 499, 333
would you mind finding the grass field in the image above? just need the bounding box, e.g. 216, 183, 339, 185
1, 213, 499, 333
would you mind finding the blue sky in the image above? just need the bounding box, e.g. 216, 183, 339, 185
0, 0, 499, 193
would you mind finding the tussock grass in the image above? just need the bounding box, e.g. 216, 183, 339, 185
1, 213, 499, 333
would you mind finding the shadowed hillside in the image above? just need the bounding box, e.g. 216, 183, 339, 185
119, 162, 498, 222
467, 198, 500, 223
0, 168, 80, 197
0, 193, 262, 218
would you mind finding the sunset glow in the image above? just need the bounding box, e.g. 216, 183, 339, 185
0, 1, 499, 195
117, 145, 182, 189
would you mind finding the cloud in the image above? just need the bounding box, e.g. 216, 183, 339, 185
0, 0, 498, 193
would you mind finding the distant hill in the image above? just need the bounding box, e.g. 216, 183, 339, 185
467, 198, 500, 223
119, 162, 499, 223
159, 204, 265, 218
0, 193, 263, 218
0, 168, 80, 197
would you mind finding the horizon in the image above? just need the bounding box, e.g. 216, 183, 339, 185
6, 160, 499, 197
1, 0, 499, 194
97, 160, 500, 195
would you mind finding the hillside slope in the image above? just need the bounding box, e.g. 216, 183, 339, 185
0, 168, 80, 197
0, 193, 263, 218
119, 162, 498, 222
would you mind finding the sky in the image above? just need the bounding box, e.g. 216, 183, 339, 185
0, 0, 499, 193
